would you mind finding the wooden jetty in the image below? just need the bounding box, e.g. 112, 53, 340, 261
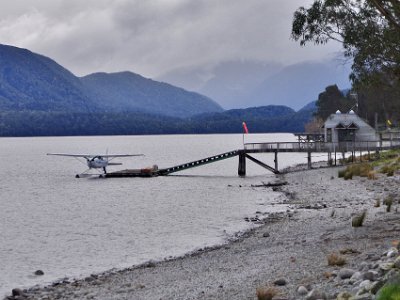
106, 139, 400, 178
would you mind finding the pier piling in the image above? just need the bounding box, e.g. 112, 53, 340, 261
238, 151, 246, 176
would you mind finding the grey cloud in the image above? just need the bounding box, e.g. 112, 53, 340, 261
0, 0, 341, 77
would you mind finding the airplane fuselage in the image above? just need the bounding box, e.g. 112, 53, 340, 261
87, 157, 108, 169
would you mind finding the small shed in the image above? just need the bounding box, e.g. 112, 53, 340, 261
323, 111, 378, 143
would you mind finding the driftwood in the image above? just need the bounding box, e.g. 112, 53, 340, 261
251, 181, 288, 188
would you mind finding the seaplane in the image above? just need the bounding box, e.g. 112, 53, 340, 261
47, 153, 144, 178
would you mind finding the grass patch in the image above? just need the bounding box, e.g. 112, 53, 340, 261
377, 283, 400, 300
256, 286, 280, 300
339, 248, 360, 254
327, 252, 346, 266
347, 163, 373, 177
339, 149, 400, 180
340, 163, 374, 180
352, 210, 367, 227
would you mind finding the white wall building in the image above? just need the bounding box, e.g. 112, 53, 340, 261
323, 110, 378, 143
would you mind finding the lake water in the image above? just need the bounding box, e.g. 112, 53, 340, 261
0, 133, 326, 296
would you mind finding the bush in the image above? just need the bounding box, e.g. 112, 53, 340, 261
256, 286, 280, 300
352, 210, 367, 227
327, 253, 346, 266
344, 171, 353, 180
368, 171, 377, 180
384, 197, 393, 212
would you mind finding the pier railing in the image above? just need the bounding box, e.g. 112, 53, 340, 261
244, 140, 400, 153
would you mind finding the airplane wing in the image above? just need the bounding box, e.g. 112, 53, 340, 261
99, 154, 144, 158
47, 153, 92, 158
47, 153, 144, 158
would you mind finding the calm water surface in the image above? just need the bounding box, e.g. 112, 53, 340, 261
0, 133, 324, 295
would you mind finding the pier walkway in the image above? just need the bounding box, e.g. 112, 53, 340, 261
107, 140, 400, 178
158, 150, 240, 175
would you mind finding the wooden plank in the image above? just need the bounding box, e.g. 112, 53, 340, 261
245, 154, 280, 174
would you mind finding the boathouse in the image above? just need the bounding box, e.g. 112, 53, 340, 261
323, 110, 378, 143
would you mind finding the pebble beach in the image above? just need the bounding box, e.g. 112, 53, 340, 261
5, 165, 400, 300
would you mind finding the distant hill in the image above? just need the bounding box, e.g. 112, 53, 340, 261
188, 105, 314, 133
0, 104, 315, 136
0, 44, 222, 117
81, 72, 222, 118
298, 101, 317, 112
0, 44, 93, 112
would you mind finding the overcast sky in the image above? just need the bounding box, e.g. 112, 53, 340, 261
0, 0, 342, 78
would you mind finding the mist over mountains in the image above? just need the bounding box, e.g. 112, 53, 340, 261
158, 59, 351, 110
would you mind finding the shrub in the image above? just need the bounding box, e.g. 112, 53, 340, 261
327, 252, 346, 266
358, 163, 373, 177
368, 171, 377, 180
256, 286, 280, 300
344, 171, 353, 180
352, 210, 367, 227
380, 165, 391, 174
348, 163, 372, 177
340, 163, 373, 180
384, 197, 393, 212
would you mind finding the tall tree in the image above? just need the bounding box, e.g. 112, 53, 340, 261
291, 0, 400, 85
315, 85, 355, 120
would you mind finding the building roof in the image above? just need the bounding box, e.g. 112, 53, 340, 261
324, 112, 371, 129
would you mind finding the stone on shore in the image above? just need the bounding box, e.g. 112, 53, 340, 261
363, 270, 379, 281
297, 286, 308, 296
11, 288, 24, 297
386, 247, 398, 258
337, 291, 353, 300
393, 256, 400, 268
273, 278, 287, 286
305, 289, 327, 300
339, 268, 356, 279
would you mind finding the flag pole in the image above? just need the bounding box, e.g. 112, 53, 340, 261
242, 121, 248, 149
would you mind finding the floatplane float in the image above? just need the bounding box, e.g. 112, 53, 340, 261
47, 153, 145, 178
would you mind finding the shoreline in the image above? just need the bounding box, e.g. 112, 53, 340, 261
5, 164, 400, 299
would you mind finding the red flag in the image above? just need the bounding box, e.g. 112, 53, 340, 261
242, 122, 249, 134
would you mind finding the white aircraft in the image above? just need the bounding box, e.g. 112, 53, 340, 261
47, 153, 144, 177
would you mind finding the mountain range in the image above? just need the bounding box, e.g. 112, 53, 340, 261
0, 44, 222, 118
0, 44, 319, 136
